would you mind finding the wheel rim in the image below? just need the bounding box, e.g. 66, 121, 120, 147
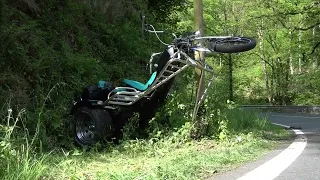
75, 112, 97, 145
215, 37, 251, 45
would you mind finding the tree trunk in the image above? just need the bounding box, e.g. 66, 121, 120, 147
312, 27, 317, 68
192, 0, 205, 138
298, 18, 302, 73
289, 30, 294, 74
222, 0, 233, 101
228, 54, 233, 101
270, 59, 275, 104
257, 24, 271, 103
194, 0, 205, 101
298, 30, 302, 73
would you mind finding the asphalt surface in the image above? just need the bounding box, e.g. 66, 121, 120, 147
210, 112, 320, 180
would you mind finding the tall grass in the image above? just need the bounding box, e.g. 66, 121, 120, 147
225, 108, 272, 132
0, 106, 48, 179
0, 99, 289, 180
0, 70, 286, 180
44, 108, 288, 180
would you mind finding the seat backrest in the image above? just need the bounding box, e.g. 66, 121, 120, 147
146, 71, 157, 86
105, 47, 183, 106
156, 48, 171, 75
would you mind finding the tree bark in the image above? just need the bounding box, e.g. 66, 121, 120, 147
228, 54, 233, 101
257, 23, 271, 103
289, 30, 294, 74
298, 16, 302, 73
312, 27, 317, 68
192, 0, 205, 138
194, 0, 205, 102
298, 30, 302, 73
222, 0, 233, 101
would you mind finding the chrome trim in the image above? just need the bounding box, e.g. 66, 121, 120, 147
149, 52, 162, 74
101, 48, 215, 122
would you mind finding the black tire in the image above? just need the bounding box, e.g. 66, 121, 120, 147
74, 106, 113, 147
209, 37, 256, 53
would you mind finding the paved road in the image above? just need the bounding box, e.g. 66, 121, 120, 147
210, 112, 320, 180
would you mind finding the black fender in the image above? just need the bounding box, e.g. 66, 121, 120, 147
70, 100, 94, 115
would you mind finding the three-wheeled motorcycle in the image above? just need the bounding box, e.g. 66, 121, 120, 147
70, 16, 256, 147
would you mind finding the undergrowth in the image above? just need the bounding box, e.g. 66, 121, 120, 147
0, 0, 158, 149
0, 107, 48, 180
45, 131, 281, 180
0, 1, 291, 179
0, 72, 291, 179
41, 109, 288, 180
0, 106, 287, 179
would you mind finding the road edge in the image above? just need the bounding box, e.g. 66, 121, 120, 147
208, 122, 300, 180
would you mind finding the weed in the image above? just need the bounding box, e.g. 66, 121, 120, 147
0, 106, 48, 180
44, 128, 288, 180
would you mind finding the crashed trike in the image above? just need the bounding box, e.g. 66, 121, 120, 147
70, 18, 256, 147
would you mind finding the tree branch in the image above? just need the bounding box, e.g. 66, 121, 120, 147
294, 22, 320, 31
248, 3, 319, 32
266, 34, 278, 53
251, 52, 274, 68
310, 42, 320, 55
263, 59, 273, 68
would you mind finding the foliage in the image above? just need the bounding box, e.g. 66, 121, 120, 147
290, 69, 320, 105
0, 85, 289, 179
0, 1, 318, 179
147, 0, 191, 23
0, 98, 290, 179
0, 0, 301, 179
0, 0, 162, 149
0, 106, 48, 180
2, 0, 317, 150
178, 0, 320, 105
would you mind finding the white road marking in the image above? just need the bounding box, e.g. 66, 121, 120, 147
237, 127, 307, 180
271, 122, 291, 129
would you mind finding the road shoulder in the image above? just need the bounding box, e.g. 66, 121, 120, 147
207, 129, 296, 180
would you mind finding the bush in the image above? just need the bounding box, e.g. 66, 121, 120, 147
290, 70, 320, 105
0, 0, 161, 149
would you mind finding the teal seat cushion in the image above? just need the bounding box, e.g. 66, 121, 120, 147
123, 72, 157, 91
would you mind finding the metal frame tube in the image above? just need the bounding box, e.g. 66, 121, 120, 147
103, 49, 215, 112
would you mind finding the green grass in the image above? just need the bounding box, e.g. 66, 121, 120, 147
0, 108, 48, 180
0, 107, 291, 180
39, 127, 289, 180
0, 131, 290, 180
2, 149, 48, 180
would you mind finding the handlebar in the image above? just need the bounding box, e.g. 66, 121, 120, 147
143, 21, 201, 46
143, 20, 228, 54
141, 14, 234, 47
